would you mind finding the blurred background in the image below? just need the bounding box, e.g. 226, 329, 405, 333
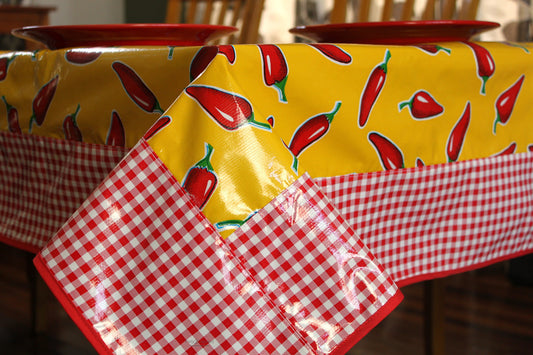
0, 0, 531, 49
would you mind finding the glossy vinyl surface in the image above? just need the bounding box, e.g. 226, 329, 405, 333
289, 20, 500, 44
12, 24, 239, 49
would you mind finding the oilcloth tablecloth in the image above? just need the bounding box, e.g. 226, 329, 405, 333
0, 42, 532, 353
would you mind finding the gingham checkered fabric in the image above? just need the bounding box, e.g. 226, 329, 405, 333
35, 141, 402, 354
0, 132, 128, 253
227, 174, 402, 354
315, 152, 533, 285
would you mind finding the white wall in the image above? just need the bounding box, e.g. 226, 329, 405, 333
28, 0, 125, 25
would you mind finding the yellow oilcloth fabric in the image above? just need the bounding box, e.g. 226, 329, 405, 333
147, 42, 533, 237
1, 42, 532, 238
0, 46, 196, 147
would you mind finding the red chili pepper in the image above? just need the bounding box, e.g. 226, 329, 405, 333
446, 102, 471, 163
368, 132, 404, 170
493, 142, 516, 157
415, 44, 451, 55
528, 144, 533, 152
0, 55, 15, 81
2, 96, 21, 134
29, 75, 59, 132
143, 115, 172, 140
416, 158, 425, 167
267, 116, 274, 127
63, 104, 82, 142
182, 143, 217, 210
112, 61, 163, 114
286, 101, 341, 172
493, 75, 524, 134
309, 44, 352, 64
359, 50, 391, 128
106, 111, 125, 147
259, 44, 289, 102
218, 45, 236, 63
186, 85, 271, 131
464, 42, 495, 95
65, 49, 102, 64
189, 46, 219, 82
399, 90, 443, 119
189, 45, 237, 82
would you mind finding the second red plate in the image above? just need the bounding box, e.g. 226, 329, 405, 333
289, 20, 500, 45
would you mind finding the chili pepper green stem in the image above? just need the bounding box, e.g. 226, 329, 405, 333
381, 50, 391, 74
493, 115, 500, 134
436, 45, 451, 55
274, 76, 288, 103
326, 101, 342, 123
196, 143, 215, 170
215, 219, 245, 230
248, 112, 272, 131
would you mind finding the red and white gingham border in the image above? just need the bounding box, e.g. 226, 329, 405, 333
0, 132, 128, 253
315, 152, 533, 286
227, 173, 402, 355
34, 141, 402, 354
35, 140, 314, 354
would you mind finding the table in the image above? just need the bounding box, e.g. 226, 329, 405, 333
1, 41, 532, 354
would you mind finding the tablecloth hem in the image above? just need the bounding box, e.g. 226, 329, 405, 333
395, 248, 533, 287
0, 235, 40, 254
331, 290, 404, 355
33, 254, 112, 355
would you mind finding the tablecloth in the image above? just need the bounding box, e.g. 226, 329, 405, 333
1, 41, 533, 354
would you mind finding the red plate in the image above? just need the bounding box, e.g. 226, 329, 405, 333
289, 20, 500, 45
12, 24, 238, 49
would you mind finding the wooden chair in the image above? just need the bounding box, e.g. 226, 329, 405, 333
330, 0, 480, 23
165, 0, 265, 44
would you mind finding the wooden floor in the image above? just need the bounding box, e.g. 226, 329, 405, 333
1, 242, 532, 355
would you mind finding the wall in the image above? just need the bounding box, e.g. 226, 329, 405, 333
30, 0, 125, 25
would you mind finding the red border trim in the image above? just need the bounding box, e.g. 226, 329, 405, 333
396, 248, 533, 287
33, 254, 113, 355
0, 235, 40, 254
332, 290, 404, 354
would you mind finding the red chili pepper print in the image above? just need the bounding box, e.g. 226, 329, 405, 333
465, 42, 495, 95
189, 46, 219, 82
182, 143, 217, 210
416, 158, 425, 167
218, 45, 236, 63
415, 44, 451, 55
359, 50, 391, 128
493, 142, 517, 156
309, 44, 352, 64
368, 132, 404, 170
106, 111, 126, 147
63, 104, 82, 142
186, 85, 271, 131
528, 144, 533, 152
493, 75, 524, 134
446, 102, 471, 163
2, 96, 21, 134
286, 101, 341, 172
259, 44, 289, 103
189, 45, 236, 82
112, 61, 163, 114
65, 49, 102, 64
399, 90, 443, 119
143, 115, 172, 140
29, 75, 59, 132
0, 55, 15, 81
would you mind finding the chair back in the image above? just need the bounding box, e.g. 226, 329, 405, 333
165, 0, 265, 44
330, 0, 480, 23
